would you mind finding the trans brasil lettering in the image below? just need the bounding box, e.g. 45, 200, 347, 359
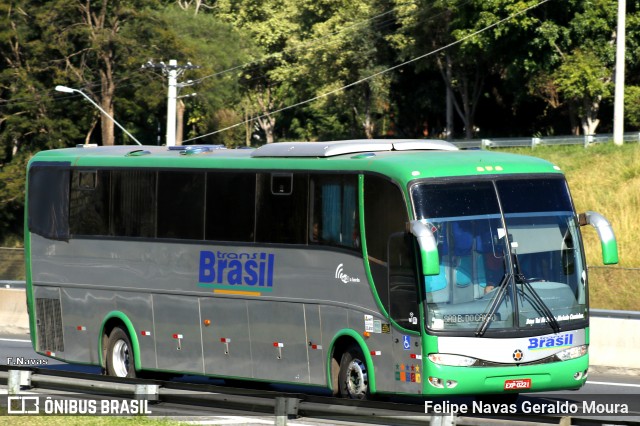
199, 250, 275, 290
527, 333, 573, 350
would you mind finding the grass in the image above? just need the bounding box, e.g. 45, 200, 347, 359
506, 143, 640, 310
0, 414, 181, 426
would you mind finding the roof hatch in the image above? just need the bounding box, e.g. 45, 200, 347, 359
250, 139, 457, 158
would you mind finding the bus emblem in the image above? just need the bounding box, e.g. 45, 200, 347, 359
512, 349, 523, 361
335, 264, 361, 284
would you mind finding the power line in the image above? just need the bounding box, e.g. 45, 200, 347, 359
184, 0, 552, 143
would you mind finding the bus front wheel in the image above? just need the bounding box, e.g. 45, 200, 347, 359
105, 327, 136, 378
338, 345, 369, 399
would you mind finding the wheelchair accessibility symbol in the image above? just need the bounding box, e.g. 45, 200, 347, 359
403, 335, 411, 350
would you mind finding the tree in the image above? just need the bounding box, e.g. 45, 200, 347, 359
36, 0, 169, 145
525, 0, 640, 135
554, 49, 613, 135
157, 5, 251, 146
215, 0, 299, 144
287, 0, 396, 140
390, 0, 498, 139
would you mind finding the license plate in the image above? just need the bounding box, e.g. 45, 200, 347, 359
504, 378, 531, 390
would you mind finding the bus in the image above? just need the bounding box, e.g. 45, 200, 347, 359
24, 139, 618, 399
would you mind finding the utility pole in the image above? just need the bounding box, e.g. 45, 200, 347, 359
166, 59, 178, 147
613, 0, 626, 146
142, 60, 200, 146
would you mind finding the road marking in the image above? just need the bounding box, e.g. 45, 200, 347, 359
0, 337, 31, 343
587, 380, 640, 388
184, 417, 317, 425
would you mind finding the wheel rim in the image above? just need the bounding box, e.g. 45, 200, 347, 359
346, 357, 368, 398
112, 339, 130, 377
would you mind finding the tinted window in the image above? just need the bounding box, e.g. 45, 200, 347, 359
255, 173, 308, 244
412, 181, 499, 220
157, 171, 205, 239
364, 175, 407, 260
497, 178, 573, 213
364, 175, 409, 316
28, 163, 70, 241
206, 172, 256, 242
70, 170, 110, 236
111, 170, 156, 238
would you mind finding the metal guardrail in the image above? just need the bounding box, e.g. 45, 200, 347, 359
590, 308, 640, 320
451, 132, 640, 149
0, 280, 25, 289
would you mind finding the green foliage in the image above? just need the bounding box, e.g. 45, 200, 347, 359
554, 49, 613, 102
0, 154, 28, 244
624, 86, 640, 127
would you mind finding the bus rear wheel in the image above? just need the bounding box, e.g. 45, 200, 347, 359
338, 345, 369, 399
106, 327, 136, 378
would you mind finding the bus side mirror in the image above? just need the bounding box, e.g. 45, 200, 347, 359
409, 220, 440, 276
578, 211, 619, 265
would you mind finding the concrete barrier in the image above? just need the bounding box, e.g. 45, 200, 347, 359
590, 316, 640, 372
0, 288, 29, 335
1, 288, 639, 372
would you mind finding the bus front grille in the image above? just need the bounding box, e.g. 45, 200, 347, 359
36, 298, 64, 353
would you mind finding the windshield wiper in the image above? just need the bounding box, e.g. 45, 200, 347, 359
517, 278, 561, 333
512, 254, 561, 334
475, 273, 510, 337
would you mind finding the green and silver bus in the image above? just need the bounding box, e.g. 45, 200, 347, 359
24, 139, 618, 399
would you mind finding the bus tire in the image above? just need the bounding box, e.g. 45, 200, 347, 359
338, 345, 369, 399
105, 327, 136, 378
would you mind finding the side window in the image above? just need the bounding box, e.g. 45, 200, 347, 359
111, 170, 156, 238
309, 174, 360, 251
206, 172, 256, 242
28, 163, 70, 241
157, 171, 205, 240
70, 170, 110, 236
255, 173, 308, 244
364, 175, 419, 329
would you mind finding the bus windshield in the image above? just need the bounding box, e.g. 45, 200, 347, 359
411, 177, 587, 335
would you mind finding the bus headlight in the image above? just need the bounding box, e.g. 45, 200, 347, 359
428, 353, 477, 366
555, 345, 588, 361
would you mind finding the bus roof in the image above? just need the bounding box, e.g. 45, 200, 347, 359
29, 140, 563, 185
